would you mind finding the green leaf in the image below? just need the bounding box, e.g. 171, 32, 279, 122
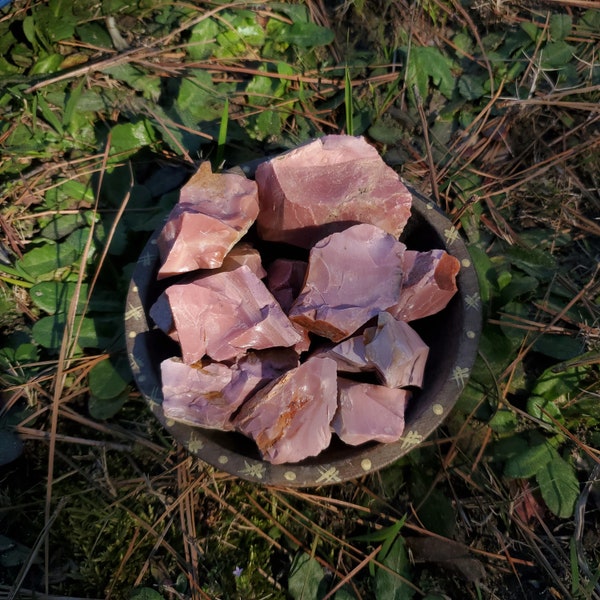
76, 22, 113, 48
36, 92, 63, 134
247, 69, 278, 106
353, 519, 404, 546
533, 334, 585, 361
520, 22, 540, 42
30, 53, 63, 76
488, 434, 529, 464
44, 179, 95, 210
414, 488, 455, 538
30, 281, 86, 315
22, 16, 37, 49
109, 120, 156, 159
532, 365, 588, 402
504, 438, 557, 479
225, 12, 265, 47
536, 456, 579, 518
31, 314, 116, 350
288, 552, 324, 600
129, 587, 166, 600
368, 118, 404, 144
526, 395, 562, 425
88, 355, 131, 400
488, 409, 518, 433
283, 22, 334, 48
0, 535, 30, 567
506, 245, 556, 279
541, 41, 575, 69
405, 46, 455, 100
103, 64, 161, 101
467, 244, 496, 309
251, 109, 281, 140
187, 18, 220, 60
549, 14, 572, 42
16, 242, 78, 280
374, 537, 413, 600
88, 389, 128, 420
458, 74, 487, 100
63, 78, 85, 129
499, 274, 538, 305
41, 213, 89, 241
177, 71, 222, 121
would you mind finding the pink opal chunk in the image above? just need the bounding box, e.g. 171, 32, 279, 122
165, 265, 302, 363
332, 378, 410, 445
363, 312, 429, 388
221, 242, 266, 279
388, 249, 460, 321
255, 135, 413, 248
157, 162, 259, 278
149, 290, 178, 341
266, 259, 307, 313
161, 349, 298, 430
161, 358, 241, 430
233, 356, 338, 464
314, 335, 371, 373
289, 224, 405, 342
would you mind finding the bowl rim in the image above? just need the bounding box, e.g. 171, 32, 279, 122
124, 176, 481, 487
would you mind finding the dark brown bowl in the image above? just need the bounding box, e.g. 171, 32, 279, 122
125, 179, 481, 487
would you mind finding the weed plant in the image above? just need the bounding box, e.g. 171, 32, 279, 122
0, 0, 599, 599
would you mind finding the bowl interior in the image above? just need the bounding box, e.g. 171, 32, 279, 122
125, 187, 481, 487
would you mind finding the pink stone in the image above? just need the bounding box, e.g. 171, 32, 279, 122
233, 356, 338, 464
161, 358, 240, 430
149, 290, 178, 341
313, 335, 371, 373
266, 259, 307, 313
255, 135, 413, 248
363, 312, 429, 388
221, 242, 266, 279
387, 249, 460, 321
332, 378, 410, 445
288, 224, 405, 342
164, 265, 302, 363
161, 349, 298, 430
157, 162, 259, 278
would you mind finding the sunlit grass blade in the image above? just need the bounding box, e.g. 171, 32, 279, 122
344, 66, 354, 136
215, 98, 229, 169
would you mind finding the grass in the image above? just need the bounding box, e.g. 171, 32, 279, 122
1, 0, 599, 598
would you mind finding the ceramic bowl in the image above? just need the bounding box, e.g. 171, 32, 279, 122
125, 172, 481, 487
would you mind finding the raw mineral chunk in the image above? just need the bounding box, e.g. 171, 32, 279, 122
266, 259, 307, 313
157, 162, 259, 278
332, 378, 410, 445
165, 265, 302, 363
161, 349, 299, 430
161, 358, 241, 430
314, 335, 371, 373
255, 135, 413, 248
221, 242, 266, 279
363, 312, 429, 388
149, 290, 178, 341
387, 249, 460, 321
233, 356, 338, 464
288, 224, 405, 342
266, 259, 311, 353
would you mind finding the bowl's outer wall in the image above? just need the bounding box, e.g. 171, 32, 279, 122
125, 180, 481, 487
